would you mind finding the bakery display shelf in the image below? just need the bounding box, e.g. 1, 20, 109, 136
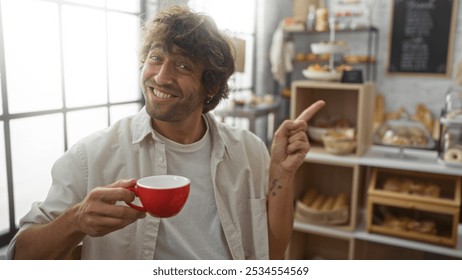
293, 214, 462, 259
292, 81, 376, 156
293, 57, 376, 65
437, 158, 462, 169
306, 147, 360, 165
284, 26, 379, 81
368, 167, 461, 207
310, 42, 349, 54
293, 220, 354, 240
355, 215, 462, 259
302, 69, 341, 81
305, 146, 462, 177
284, 26, 379, 35
366, 195, 459, 248
291, 80, 460, 259
360, 146, 462, 177
440, 117, 462, 126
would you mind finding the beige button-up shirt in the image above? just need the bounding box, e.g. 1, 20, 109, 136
8, 108, 270, 260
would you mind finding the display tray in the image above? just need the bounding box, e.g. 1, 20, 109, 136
372, 143, 437, 153
373, 118, 436, 150
311, 42, 348, 54
302, 69, 341, 81
368, 224, 456, 248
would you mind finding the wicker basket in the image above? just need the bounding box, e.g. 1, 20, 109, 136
295, 200, 349, 225
322, 129, 356, 155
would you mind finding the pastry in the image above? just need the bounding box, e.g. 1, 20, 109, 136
444, 147, 462, 163
383, 178, 402, 192
423, 184, 440, 198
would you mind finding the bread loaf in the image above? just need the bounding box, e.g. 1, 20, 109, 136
302, 188, 318, 206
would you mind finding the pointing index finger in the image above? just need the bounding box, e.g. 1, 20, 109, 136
295, 100, 326, 122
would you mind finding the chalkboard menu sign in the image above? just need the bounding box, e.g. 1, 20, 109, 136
387, 0, 457, 76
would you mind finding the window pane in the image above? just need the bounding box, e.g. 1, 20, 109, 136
110, 103, 141, 125
107, 12, 141, 103
0, 122, 9, 233
62, 5, 108, 108
189, 0, 256, 33
2, 0, 62, 113
64, 0, 105, 8
0, 75, 3, 115
67, 108, 108, 148
10, 114, 64, 225
106, 0, 141, 13
232, 35, 254, 90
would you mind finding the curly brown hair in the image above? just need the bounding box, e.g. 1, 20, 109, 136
139, 6, 236, 113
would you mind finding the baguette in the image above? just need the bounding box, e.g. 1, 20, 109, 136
332, 193, 348, 210
321, 196, 335, 211
310, 194, 325, 210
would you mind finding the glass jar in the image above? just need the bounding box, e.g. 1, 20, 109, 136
444, 86, 462, 121
438, 85, 462, 166
438, 121, 462, 167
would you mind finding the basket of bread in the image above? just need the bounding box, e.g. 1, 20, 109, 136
382, 215, 437, 236
307, 118, 352, 141
322, 128, 356, 155
295, 188, 349, 225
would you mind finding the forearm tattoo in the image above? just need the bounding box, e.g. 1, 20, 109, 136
270, 179, 283, 196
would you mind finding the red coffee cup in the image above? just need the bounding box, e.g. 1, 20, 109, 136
126, 175, 190, 218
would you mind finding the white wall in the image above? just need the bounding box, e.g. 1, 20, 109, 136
256, 0, 462, 118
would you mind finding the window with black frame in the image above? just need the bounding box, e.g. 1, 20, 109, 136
0, 0, 146, 247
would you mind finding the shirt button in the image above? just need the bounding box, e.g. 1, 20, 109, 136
158, 157, 164, 163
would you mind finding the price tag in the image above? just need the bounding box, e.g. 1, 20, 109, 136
341, 70, 363, 83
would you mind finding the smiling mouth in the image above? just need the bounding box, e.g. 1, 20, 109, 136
151, 87, 175, 99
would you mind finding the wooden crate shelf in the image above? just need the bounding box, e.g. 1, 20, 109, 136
293, 162, 363, 232
290, 81, 376, 156
366, 167, 461, 248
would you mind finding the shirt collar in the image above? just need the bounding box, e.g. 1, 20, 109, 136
204, 112, 230, 161
131, 107, 230, 160
132, 106, 155, 144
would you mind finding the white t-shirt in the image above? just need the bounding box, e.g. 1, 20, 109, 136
153, 121, 232, 259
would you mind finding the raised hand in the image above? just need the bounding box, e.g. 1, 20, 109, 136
270, 100, 326, 173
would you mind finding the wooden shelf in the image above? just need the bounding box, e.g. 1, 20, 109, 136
284, 26, 379, 35
293, 213, 462, 259
291, 81, 376, 156
290, 80, 461, 259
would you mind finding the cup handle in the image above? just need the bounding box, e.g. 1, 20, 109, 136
125, 186, 146, 212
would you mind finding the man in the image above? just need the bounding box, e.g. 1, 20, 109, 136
8, 6, 324, 260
